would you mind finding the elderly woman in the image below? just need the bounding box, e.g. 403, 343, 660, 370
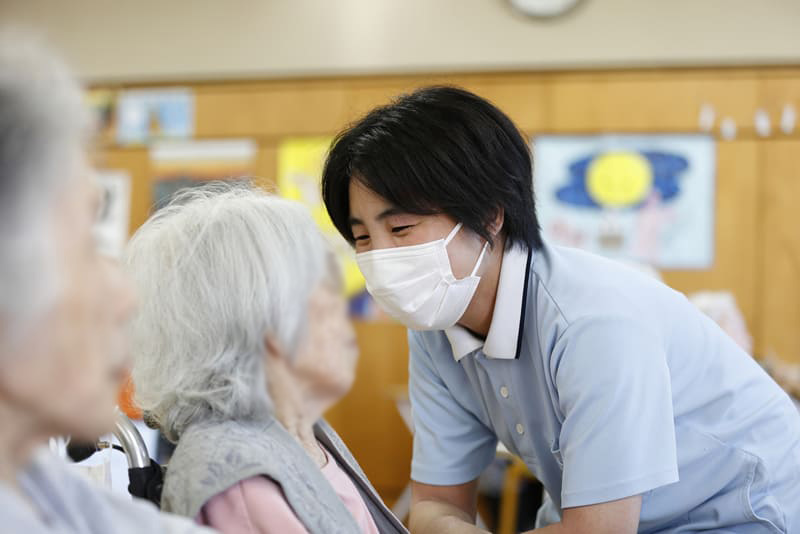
0, 31, 212, 534
125, 186, 406, 534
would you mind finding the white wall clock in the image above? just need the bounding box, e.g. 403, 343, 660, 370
508, 0, 584, 18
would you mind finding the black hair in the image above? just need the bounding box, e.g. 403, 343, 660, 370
321, 85, 542, 251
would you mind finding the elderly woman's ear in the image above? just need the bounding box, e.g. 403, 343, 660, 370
264, 335, 288, 362
262, 335, 299, 405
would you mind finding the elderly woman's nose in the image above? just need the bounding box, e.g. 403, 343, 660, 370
101, 258, 138, 322
116, 273, 138, 323
119, 277, 138, 322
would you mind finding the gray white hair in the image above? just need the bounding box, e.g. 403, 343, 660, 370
0, 28, 90, 332
125, 184, 336, 442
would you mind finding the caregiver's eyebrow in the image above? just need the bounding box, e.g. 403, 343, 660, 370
348, 207, 405, 227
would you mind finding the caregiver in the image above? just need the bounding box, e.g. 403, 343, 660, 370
320, 86, 800, 534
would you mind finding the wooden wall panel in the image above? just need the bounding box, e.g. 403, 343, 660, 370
192, 72, 550, 142
660, 141, 760, 338
759, 140, 800, 362
195, 80, 350, 138
253, 143, 279, 189
761, 69, 800, 140
546, 70, 760, 133
325, 321, 412, 500
188, 69, 769, 141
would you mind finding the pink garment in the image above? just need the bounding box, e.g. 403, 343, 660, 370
196, 447, 380, 534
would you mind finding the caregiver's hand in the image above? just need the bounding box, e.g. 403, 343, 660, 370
410, 478, 640, 534
409, 479, 490, 534
522, 494, 641, 534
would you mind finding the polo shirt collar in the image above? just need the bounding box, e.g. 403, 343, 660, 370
445, 244, 532, 362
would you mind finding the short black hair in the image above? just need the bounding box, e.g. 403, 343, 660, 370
321, 85, 542, 251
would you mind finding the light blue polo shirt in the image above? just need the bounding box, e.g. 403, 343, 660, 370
408, 240, 800, 532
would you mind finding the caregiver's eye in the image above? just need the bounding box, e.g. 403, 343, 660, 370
391, 225, 414, 234
353, 234, 369, 242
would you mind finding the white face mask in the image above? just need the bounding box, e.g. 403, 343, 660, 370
356, 223, 488, 330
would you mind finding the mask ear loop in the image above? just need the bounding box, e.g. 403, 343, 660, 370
444, 222, 489, 277
470, 240, 489, 277
444, 222, 463, 245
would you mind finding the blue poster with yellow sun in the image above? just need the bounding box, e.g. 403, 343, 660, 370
533, 134, 715, 269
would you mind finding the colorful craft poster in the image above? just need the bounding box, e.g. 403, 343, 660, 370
93, 170, 131, 258
149, 139, 256, 210
533, 134, 716, 269
85, 89, 116, 145
117, 88, 194, 145
276, 138, 371, 316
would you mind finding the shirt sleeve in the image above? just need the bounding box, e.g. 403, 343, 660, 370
88, 485, 216, 534
32, 451, 215, 534
408, 330, 498, 486
552, 316, 679, 508
197, 476, 309, 534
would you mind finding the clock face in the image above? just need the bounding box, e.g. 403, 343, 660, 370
509, 0, 583, 18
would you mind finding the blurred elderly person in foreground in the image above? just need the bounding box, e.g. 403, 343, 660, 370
0, 30, 213, 533
125, 186, 406, 534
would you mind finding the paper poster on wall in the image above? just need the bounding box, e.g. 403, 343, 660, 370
94, 170, 131, 258
149, 139, 256, 210
117, 88, 194, 145
533, 134, 716, 269
86, 89, 116, 146
276, 138, 376, 318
